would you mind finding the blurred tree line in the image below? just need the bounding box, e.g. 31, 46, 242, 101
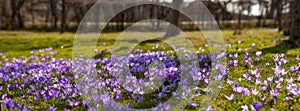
0, 0, 298, 37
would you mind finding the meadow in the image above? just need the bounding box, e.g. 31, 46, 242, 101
1, 28, 300, 111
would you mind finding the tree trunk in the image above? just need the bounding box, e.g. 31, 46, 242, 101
267, 0, 277, 19
236, 7, 242, 30
74, 4, 84, 27
256, 3, 264, 27
0, 0, 3, 28
61, 0, 66, 33
164, 0, 183, 38
156, 3, 161, 31
31, 0, 35, 28
234, 11, 242, 35
247, 7, 251, 27
277, 0, 283, 32
9, 0, 26, 29
50, 0, 58, 29
10, 1, 17, 29
289, 0, 300, 42
17, 11, 24, 28
0, 0, 9, 29
263, 5, 268, 26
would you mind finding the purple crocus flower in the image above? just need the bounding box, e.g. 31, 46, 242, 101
284, 97, 293, 101
269, 98, 275, 104
272, 65, 282, 76
207, 106, 214, 111
262, 84, 267, 91
47, 106, 56, 111
224, 94, 234, 101
267, 76, 273, 83
287, 78, 294, 83
244, 51, 250, 55
243, 88, 250, 96
233, 60, 238, 67
270, 89, 279, 97
226, 80, 234, 85
255, 79, 262, 85
290, 66, 299, 72
68, 99, 80, 107
234, 53, 238, 58
82, 100, 89, 108
273, 55, 279, 62
276, 83, 282, 89
251, 102, 263, 111
256, 51, 262, 57
252, 43, 256, 49
228, 61, 234, 66
241, 105, 248, 111
252, 89, 259, 96
243, 73, 249, 79
296, 56, 300, 61
189, 101, 199, 107
204, 78, 210, 84
237, 87, 243, 93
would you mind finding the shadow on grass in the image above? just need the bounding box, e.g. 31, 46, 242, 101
95, 39, 165, 58
261, 41, 297, 54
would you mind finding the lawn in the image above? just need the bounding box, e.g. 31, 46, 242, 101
0, 29, 293, 59
1, 28, 300, 110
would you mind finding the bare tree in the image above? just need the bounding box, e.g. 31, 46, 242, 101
49, 0, 59, 29
0, 0, 9, 29
61, 0, 67, 33
9, 0, 27, 29
256, 0, 267, 27
246, 1, 252, 26
164, 0, 183, 38
30, 0, 35, 28
289, 0, 300, 43
234, 0, 249, 35
219, 0, 232, 27
277, 0, 283, 32
267, 0, 278, 19
44, 6, 50, 29
155, 0, 162, 31
261, 1, 269, 27
73, 4, 85, 26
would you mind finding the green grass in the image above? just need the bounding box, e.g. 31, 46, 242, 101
0, 28, 293, 59
1, 28, 300, 110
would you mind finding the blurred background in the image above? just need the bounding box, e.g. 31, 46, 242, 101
0, 0, 297, 35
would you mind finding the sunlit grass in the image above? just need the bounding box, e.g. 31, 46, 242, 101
2, 28, 300, 110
